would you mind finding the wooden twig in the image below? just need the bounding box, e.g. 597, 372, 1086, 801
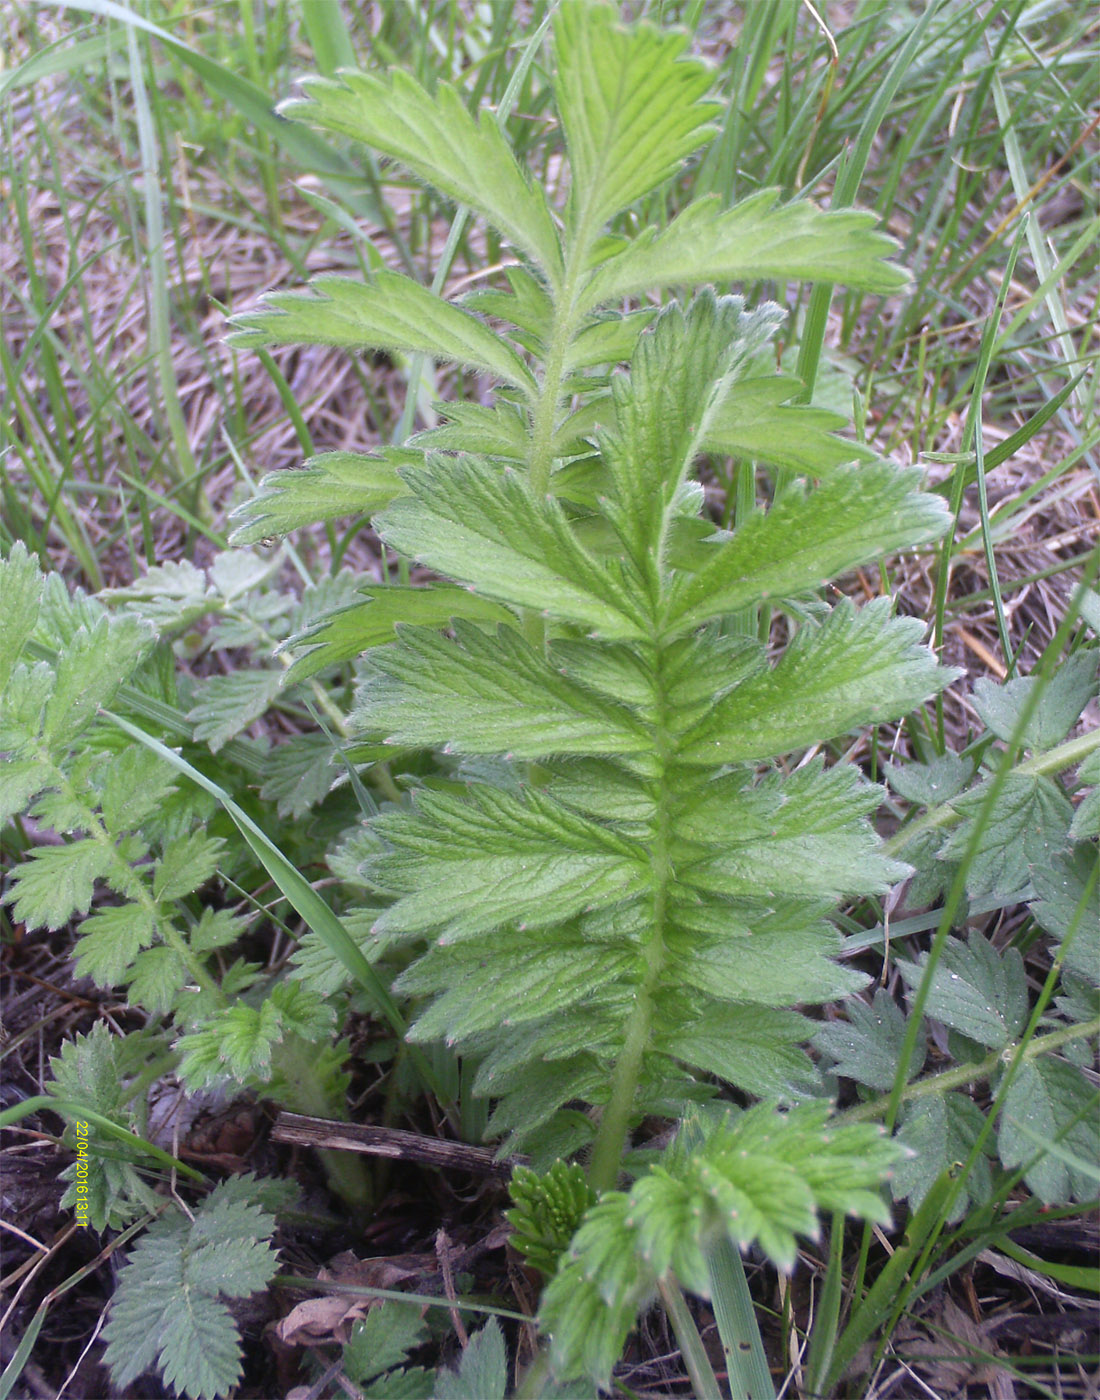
270, 1112, 521, 1179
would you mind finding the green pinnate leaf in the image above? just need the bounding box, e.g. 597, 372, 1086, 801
940, 771, 1075, 898
268, 979, 336, 1040
190, 906, 250, 953
229, 450, 407, 546
177, 1000, 282, 1087
581, 191, 909, 312
814, 988, 925, 1092
886, 750, 974, 807
73, 901, 157, 986
0, 660, 53, 752
342, 1300, 430, 1387
259, 731, 337, 817
679, 599, 955, 764
416, 397, 534, 456
434, 1320, 507, 1400
187, 669, 284, 752
670, 898, 866, 1008
0, 540, 43, 691
999, 1058, 1099, 1204
0, 757, 50, 825
971, 651, 1097, 751
154, 831, 224, 902
676, 760, 909, 902
42, 614, 152, 751
542, 1193, 644, 1384
125, 945, 191, 1016
1029, 846, 1099, 983
46, 1023, 151, 1229
228, 272, 535, 393
397, 930, 637, 1044
554, 0, 718, 239
543, 1105, 901, 1383
99, 558, 217, 631
898, 932, 1029, 1049
289, 909, 380, 996
893, 1093, 991, 1218
1069, 748, 1099, 840
5, 838, 114, 931
97, 746, 177, 833
284, 70, 561, 279
177, 984, 332, 1090
102, 1178, 279, 1400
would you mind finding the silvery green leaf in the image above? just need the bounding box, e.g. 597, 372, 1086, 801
353, 622, 649, 760
229, 450, 408, 546
366, 785, 646, 942
284, 70, 561, 279
702, 375, 877, 475
376, 455, 647, 638
582, 191, 908, 312
666, 464, 950, 631
679, 600, 953, 764
228, 272, 535, 393
676, 761, 908, 901
664, 1004, 820, 1100
0, 541, 43, 691
597, 293, 783, 572
283, 583, 513, 683
554, 0, 718, 238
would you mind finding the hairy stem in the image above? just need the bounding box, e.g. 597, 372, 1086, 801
589, 642, 673, 1194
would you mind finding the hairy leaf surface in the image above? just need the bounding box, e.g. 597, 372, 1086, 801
284, 70, 561, 278
229, 272, 535, 392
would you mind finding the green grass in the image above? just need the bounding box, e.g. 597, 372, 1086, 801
0, 1, 1096, 1396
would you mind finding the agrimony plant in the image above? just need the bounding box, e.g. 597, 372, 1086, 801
222, 1, 961, 1387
